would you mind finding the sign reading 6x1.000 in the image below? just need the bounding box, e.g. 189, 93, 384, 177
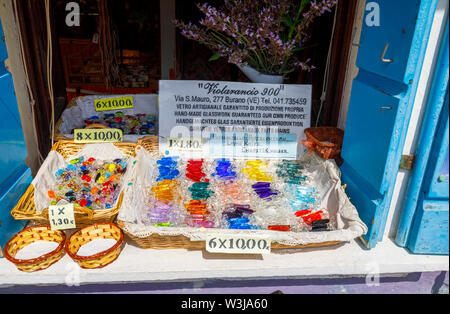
95, 96, 134, 112
206, 234, 271, 255
74, 128, 123, 143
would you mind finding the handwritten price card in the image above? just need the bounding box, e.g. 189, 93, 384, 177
49, 204, 76, 230
206, 234, 272, 255
74, 128, 123, 144
94, 96, 134, 112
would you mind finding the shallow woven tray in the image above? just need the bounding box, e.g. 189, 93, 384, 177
117, 137, 342, 250
11, 140, 137, 228
65, 223, 124, 269
3, 225, 66, 272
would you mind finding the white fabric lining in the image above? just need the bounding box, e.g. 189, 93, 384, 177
118, 149, 368, 246
32, 143, 136, 213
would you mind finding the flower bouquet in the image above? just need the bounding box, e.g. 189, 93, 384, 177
173, 0, 338, 82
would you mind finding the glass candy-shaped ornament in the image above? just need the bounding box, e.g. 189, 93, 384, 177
241, 160, 274, 182
183, 159, 215, 229
84, 113, 157, 136
221, 204, 261, 230
276, 160, 307, 185
48, 157, 127, 211
146, 156, 183, 227
156, 157, 180, 181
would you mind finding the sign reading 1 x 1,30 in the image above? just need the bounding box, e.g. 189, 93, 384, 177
94, 96, 134, 112
49, 204, 76, 230
74, 128, 123, 143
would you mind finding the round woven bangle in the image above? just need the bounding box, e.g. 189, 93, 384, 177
65, 223, 124, 269
3, 225, 66, 273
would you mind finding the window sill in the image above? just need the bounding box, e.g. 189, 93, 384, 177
0, 237, 448, 287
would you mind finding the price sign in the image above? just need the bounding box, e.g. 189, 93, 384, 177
49, 204, 76, 230
206, 234, 271, 255
94, 96, 134, 112
167, 138, 203, 152
74, 128, 123, 143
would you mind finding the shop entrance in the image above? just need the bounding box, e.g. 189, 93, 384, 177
1, 0, 447, 252
11, 0, 356, 159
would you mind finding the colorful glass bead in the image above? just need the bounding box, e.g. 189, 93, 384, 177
252, 182, 278, 201
48, 157, 126, 211
242, 161, 273, 182
268, 225, 291, 232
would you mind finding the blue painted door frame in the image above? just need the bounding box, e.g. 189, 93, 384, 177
0, 19, 32, 253
341, 0, 438, 249
396, 21, 449, 255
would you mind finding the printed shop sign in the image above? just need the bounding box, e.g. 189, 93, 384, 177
159, 80, 312, 160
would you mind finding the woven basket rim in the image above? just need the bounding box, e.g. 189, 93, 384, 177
65, 223, 123, 262
3, 225, 66, 266
305, 127, 344, 148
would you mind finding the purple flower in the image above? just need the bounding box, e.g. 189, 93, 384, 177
173, 0, 338, 75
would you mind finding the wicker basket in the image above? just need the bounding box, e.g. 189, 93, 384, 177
11, 140, 137, 228
137, 135, 159, 152
3, 226, 66, 272
116, 220, 341, 250
65, 223, 124, 269
53, 94, 159, 143
303, 127, 344, 160
54, 98, 130, 141
117, 137, 342, 250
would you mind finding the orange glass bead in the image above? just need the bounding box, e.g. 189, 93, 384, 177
268, 225, 291, 232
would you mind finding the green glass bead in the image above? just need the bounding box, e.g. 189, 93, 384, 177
155, 223, 172, 227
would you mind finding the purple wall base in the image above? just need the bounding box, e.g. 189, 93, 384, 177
0, 271, 448, 294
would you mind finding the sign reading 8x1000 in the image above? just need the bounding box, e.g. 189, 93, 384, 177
74, 128, 123, 143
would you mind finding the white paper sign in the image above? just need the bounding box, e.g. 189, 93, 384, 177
49, 204, 76, 230
206, 234, 272, 255
159, 80, 311, 159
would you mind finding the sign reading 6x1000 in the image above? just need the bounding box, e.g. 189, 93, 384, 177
95, 96, 134, 112
206, 234, 271, 255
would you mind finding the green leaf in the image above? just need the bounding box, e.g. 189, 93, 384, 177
299, 0, 311, 16
281, 15, 293, 27
292, 43, 319, 52
208, 52, 221, 62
